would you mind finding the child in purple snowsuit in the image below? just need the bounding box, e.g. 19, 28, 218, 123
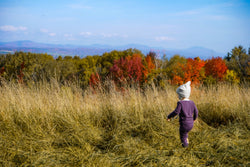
167, 81, 198, 147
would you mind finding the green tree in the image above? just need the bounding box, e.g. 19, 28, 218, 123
0, 52, 54, 82
225, 46, 250, 81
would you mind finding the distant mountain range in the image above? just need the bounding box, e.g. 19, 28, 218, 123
0, 40, 225, 59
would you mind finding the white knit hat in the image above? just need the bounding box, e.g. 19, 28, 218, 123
176, 81, 191, 100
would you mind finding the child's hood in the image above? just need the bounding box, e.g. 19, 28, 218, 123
176, 81, 191, 100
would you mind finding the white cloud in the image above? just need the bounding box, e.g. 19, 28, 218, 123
64, 34, 73, 37
78, 32, 128, 41
18, 26, 27, 31
101, 33, 128, 38
122, 34, 128, 38
80, 32, 92, 36
49, 33, 56, 37
40, 28, 56, 37
64, 34, 76, 40
40, 28, 49, 33
78, 32, 127, 39
155, 36, 175, 41
0, 25, 27, 31
101, 33, 118, 38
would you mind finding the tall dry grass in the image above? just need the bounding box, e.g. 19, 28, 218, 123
0, 80, 249, 166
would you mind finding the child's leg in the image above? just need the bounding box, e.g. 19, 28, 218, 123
179, 123, 193, 147
179, 129, 189, 147
180, 121, 193, 147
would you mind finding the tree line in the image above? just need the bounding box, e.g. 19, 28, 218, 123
0, 46, 249, 89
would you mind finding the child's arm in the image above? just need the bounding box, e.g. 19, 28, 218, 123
167, 102, 181, 120
193, 103, 198, 121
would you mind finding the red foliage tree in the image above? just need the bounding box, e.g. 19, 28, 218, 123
0, 67, 5, 76
204, 57, 228, 81
89, 72, 100, 88
17, 62, 25, 83
110, 54, 145, 85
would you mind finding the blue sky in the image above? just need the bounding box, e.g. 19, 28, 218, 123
0, 0, 249, 53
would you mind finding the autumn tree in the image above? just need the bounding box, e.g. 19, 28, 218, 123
171, 57, 205, 85
110, 53, 145, 86
89, 72, 101, 89
223, 70, 240, 84
164, 55, 187, 84
181, 57, 205, 85
143, 53, 156, 82
0, 67, 5, 76
100, 49, 144, 77
204, 57, 228, 81
145, 51, 157, 68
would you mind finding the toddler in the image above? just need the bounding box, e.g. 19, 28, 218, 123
167, 81, 198, 147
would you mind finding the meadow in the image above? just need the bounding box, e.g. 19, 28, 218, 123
0, 81, 249, 166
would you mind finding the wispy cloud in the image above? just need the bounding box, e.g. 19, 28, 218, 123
80, 32, 93, 36
40, 28, 49, 33
172, 9, 201, 16
206, 15, 229, 21
68, 4, 92, 10
221, 2, 234, 7
171, 6, 230, 22
79, 32, 127, 39
155, 36, 175, 41
64, 34, 76, 41
49, 33, 56, 37
172, 2, 234, 19
0, 25, 27, 31
40, 28, 56, 37
101, 33, 118, 38
64, 34, 73, 37
101, 33, 128, 38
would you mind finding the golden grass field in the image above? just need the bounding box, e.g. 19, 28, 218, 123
0, 80, 249, 166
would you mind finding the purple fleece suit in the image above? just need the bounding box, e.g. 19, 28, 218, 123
167, 100, 198, 147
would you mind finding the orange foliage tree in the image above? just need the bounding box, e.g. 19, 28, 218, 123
145, 54, 155, 73
171, 63, 185, 85
172, 57, 205, 85
183, 57, 205, 84
204, 57, 228, 81
143, 54, 156, 81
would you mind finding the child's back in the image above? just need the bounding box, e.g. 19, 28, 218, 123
169, 100, 198, 122
167, 81, 198, 147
